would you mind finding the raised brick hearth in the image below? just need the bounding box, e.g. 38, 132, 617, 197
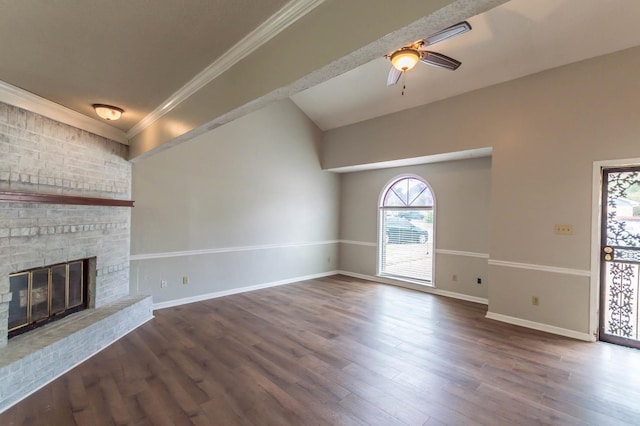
0, 294, 152, 411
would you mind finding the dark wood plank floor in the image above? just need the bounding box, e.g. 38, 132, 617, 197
2, 275, 640, 425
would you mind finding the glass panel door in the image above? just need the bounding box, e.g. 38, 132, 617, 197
51, 265, 67, 314
8, 273, 29, 331
31, 268, 50, 323
68, 261, 84, 308
379, 177, 434, 285
380, 209, 433, 282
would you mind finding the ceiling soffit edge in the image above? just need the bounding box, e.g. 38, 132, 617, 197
0, 80, 128, 145
324, 147, 493, 173
125, 0, 326, 139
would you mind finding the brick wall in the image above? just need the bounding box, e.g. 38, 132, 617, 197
0, 102, 132, 348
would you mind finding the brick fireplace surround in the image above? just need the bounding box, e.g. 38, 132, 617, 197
0, 103, 152, 412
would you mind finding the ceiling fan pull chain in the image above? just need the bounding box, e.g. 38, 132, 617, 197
402, 71, 406, 96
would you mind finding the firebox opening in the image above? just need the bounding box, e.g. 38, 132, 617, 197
8, 257, 96, 339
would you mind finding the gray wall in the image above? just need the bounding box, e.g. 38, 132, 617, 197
339, 157, 491, 301
324, 46, 640, 337
130, 100, 339, 304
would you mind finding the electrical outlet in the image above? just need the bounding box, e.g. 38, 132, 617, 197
477, 278, 482, 284
554, 224, 573, 235
532, 296, 540, 306
160, 279, 167, 288
452, 274, 458, 282
183, 276, 189, 285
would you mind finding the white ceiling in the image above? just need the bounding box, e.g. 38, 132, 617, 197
291, 0, 640, 131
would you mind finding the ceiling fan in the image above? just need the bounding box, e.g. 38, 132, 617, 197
386, 21, 471, 86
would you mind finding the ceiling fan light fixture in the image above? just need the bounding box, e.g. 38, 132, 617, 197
390, 48, 420, 72
92, 104, 124, 121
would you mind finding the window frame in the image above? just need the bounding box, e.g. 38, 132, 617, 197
377, 174, 436, 286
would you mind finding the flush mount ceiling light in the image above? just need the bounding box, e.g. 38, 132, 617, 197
389, 48, 421, 72
92, 104, 124, 121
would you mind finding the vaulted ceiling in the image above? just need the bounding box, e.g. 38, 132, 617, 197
292, 0, 640, 131
1, 0, 639, 160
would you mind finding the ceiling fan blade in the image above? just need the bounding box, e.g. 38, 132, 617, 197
420, 51, 461, 70
423, 21, 471, 46
387, 67, 402, 86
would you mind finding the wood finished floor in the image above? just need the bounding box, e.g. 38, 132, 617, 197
2, 275, 640, 425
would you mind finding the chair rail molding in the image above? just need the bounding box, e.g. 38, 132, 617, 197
488, 259, 590, 277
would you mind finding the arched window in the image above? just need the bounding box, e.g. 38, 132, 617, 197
379, 176, 434, 284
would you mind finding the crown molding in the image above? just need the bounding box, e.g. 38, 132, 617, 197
0, 80, 128, 145
127, 0, 326, 139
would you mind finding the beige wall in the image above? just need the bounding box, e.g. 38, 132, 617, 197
130, 100, 339, 304
339, 157, 491, 300
324, 46, 640, 338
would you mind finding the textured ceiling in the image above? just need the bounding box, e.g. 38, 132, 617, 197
2, 0, 639, 148
291, 0, 640, 131
0, 0, 289, 131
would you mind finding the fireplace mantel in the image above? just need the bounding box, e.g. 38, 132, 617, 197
0, 191, 134, 207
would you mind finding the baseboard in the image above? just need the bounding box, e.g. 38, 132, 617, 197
485, 311, 594, 342
336, 270, 489, 305
153, 270, 340, 310
338, 271, 593, 341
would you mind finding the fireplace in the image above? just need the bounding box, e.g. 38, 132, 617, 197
0, 103, 155, 413
8, 257, 96, 338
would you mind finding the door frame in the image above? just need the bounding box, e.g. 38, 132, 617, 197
590, 157, 640, 342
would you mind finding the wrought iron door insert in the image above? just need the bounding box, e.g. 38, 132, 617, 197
600, 167, 640, 348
